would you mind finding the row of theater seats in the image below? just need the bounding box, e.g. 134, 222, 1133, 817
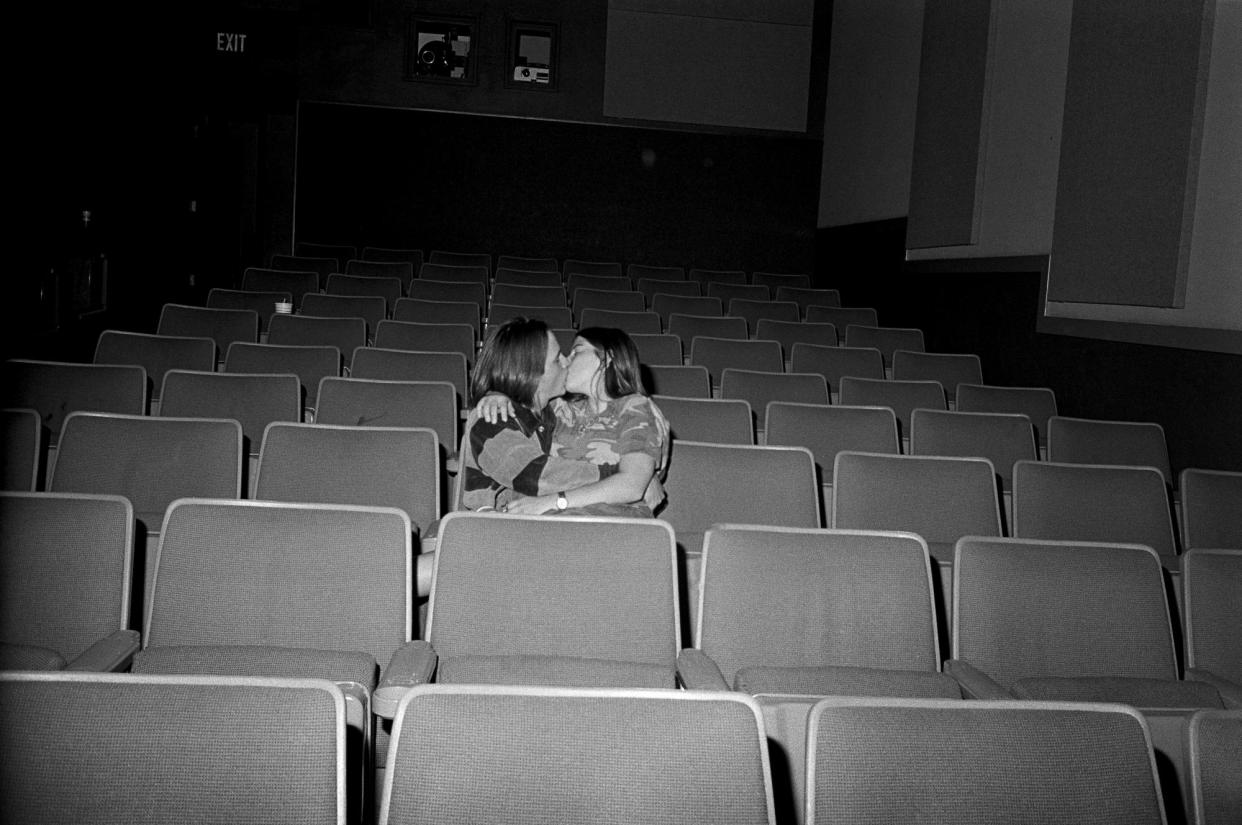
4, 349, 1232, 555
127, 301, 956, 425
123, 248, 969, 450
5, 671, 1237, 825
122, 255, 1214, 504
131, 267, 1213, 577
3, 326, 1237, 649
2, 493, 1239, 823
142, 255, 1007, 474
4, 383, 1236, 571
238, 249, 840, 338
236, 244, 884, 356
3, 270, 990, 496
2, 263, 1232, 555
257, 242, 826, 300
0, 251, 1146, 448
4, 248, 1238, 822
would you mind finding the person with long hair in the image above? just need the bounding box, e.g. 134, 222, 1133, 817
466, 320, 669, 517
461, 317, 600, 511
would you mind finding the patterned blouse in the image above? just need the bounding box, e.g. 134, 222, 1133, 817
548, 393, 670, 515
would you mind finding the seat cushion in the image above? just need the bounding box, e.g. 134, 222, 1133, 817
0, 643, 67, 671
132, 645, 378, 689
734, 665, 963, 698
437, 654, 675, 689
1012, 676, 1223, 708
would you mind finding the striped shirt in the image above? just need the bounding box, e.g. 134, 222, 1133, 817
462, 404, 608, 511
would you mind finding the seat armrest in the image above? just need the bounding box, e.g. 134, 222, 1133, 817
944, 659, 1012, 699
415, 551, 436, 598
676, 648, 730, 691
374, 640, 437, 718
64, 630, 141, 672
419, 520, 442, 558
1185, 668, 1242, 709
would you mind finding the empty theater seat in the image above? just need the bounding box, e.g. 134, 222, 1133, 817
93, 330, 215, 412
766, 402, 900, 526
679, 525, 958, 698
374, 512, 680, 708
1184, 709, 1242, 825
132, 497, 420, 807
1181, 549, 1242, 705
946, 536, 1226, 709
379, 685, 776, 825
1, 408, 42, 492
806, 697, 1166, 825
0, 672, 348, 825
1011, 460, 1180, 566
0, 492, 138, 671
253, 421, 441, 540
1179, 469, 1242, 552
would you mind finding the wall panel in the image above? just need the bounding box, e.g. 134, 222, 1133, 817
818, 0, 925, 227
905, 0, 992, 248
1047, 0, 1213, 306
603, 0, 814, 132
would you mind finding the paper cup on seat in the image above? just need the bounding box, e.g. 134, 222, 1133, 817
274, 301, 293, 314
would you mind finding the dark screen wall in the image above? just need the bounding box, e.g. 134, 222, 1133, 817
289, 0, 827, 270
294, 102, 820, 270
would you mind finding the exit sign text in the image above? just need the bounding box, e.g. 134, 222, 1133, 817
217, 32, 247, 52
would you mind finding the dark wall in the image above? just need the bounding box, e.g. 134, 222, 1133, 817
15, 1, 827, 356
301, 1, 608, 124
294, 102, 819, 270
817, 221, 1242, 474
10, 6, 204, 356
298, 0, 827, 136
291, 1, 827, 271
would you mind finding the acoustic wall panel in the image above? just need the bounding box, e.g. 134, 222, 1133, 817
603, 0, 814, 132
904, 0, 1073, 261
905, 0, 993, 249
819, 0, 926, 227
1047, 0, 1213, 306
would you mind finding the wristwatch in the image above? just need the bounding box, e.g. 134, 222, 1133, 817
555, 491, 569, 511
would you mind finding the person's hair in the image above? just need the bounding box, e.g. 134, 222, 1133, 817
469, 317, 551, 407
574, 327, 646, 399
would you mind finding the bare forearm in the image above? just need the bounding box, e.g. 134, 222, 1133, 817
562, 466, 651, 507
532, 457, 608, 496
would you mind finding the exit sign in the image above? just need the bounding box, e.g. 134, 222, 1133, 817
217, 32, 247, 52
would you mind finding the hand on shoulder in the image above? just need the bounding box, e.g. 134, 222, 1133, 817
476, 392, 516, 423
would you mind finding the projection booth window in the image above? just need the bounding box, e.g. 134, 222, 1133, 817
406, 16, 476, 83
506, 21, 557, 91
